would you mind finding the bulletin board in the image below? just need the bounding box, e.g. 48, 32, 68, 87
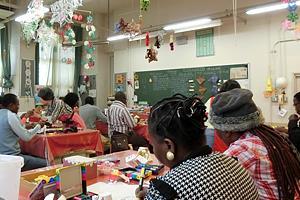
114, 73, 127, 92
134, 64, 249, 105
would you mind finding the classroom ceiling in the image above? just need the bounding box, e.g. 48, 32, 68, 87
4, 0, 280, 14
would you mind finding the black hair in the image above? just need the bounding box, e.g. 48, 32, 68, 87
2, 93, 18, 107
148, 94, 207, 148
0, 96, 3, 104
115, 92, 126, 102
219, 79, 241, 93
64, 93, 79, 109
294, 92, 300, 101
38, 87, 54, 101
85, 96, 94, 105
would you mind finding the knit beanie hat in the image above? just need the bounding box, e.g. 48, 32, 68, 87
209, 88, 264, 132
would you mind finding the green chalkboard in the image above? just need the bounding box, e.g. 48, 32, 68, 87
134, 64, 248, 105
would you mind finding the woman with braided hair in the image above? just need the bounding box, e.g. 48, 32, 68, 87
210, 88, 300, 200
136, 94, 259, 200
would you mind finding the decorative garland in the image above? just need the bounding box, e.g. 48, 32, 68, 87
62, 24, 76, 45
83, 15, 96, 69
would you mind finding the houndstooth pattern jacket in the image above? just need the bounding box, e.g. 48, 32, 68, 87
145, 146, 259, 200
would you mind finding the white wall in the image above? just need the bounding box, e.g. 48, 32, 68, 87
113, 13, 300, 124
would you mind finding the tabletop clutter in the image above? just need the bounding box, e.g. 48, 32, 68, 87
22, 148, 164, 200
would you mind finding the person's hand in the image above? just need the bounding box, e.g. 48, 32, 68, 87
135, 186, 148, 199
24, 110, 34, 118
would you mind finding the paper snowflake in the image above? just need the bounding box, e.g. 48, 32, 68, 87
36, 20, 58, 49
50, 0, 83, 27
22, 21, 39, 44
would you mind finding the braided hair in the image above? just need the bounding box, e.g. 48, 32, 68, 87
250, 125, 300, 200
148, 94, 207, 149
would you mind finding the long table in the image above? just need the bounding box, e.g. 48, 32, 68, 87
19, 150, 166, 199
20, 130, 104, 164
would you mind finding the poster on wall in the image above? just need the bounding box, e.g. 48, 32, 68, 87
21, 59, 35, 97
115, 73, 127, 92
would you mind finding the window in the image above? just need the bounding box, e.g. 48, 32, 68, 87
38, 45, 53, 85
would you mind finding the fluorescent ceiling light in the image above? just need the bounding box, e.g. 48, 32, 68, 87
246, 1, 300, 15
129, 31, 166, 42
15, 6, 49, 22
163, 18, 212, 31
107, 34, 129, 41
174, 19, 222, 33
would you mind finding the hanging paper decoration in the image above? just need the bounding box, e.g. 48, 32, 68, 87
50, 0, 83, 27
114, 16, 142, 38
20, 0, 46, 44
281, 19, 292, 30
140, 0, 150, 11
61, 57, 73, 64
26, 0, 46, 22
83, 15, 96, 69
36, 20, 58, 50
154, 32, 163, 49
169, 34, 174, 51
145, 46, 158, 63
62, 24, 76, 45
72, 13, 83, 22
22, 21, 39, 44
145, 32, 150, 46
281, 0, 298, 30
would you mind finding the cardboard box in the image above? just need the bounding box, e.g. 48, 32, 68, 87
63, 156, 97, 180
21, 168, 58, 199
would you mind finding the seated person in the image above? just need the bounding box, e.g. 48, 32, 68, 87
288, 92, 300, 151
79, 96, 109, 151
210, 88, 300, 200
0, 94, 47, 171
79, 96, 107, 129
63, 92, 86, 129
38, 87, 73, 123
204, 79, 241, 151
108, 92, 148, 151
136, 94, 259, 199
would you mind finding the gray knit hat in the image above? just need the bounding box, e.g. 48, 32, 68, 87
209, 88, 264, 132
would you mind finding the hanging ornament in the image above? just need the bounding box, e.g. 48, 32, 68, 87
145, 32, 150, 46
22, 21, 39, 44
82, 15, 96, 69
36, 20, 58, 50
154, 32, 163, 49
61, 24, 76, 45
114, 16, 142, 38
50, 0, 83, 27
282, 0, 299, 30
169, 34, 174, 51
287, 11, 298, 22
140, 0, 150, 11
281, 19, 292, 30
145, 46, 158, 63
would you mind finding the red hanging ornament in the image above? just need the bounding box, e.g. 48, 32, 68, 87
77, 15, 83, 21
73, 14, 78, 21
145, 32, 150, 46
